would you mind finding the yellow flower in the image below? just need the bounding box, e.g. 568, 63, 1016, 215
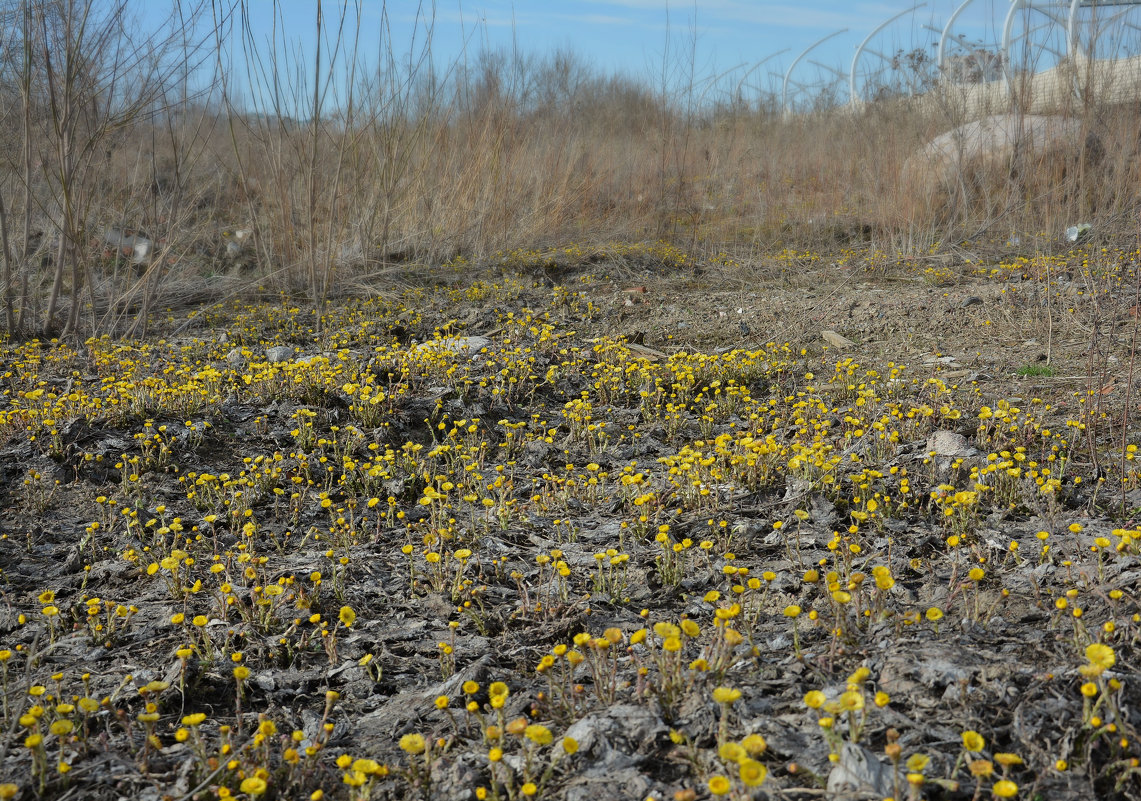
925, 607, 943, 622
524, 724, 553, 745
1085, 643, 1115, 674
838, 690, 864, 711
462, 681, 480, 695
962, 730, 986, 752
399, 733, 426, 754
505, 717, 528, 736
488, 682, 509, 698
804, 690, 826, 709
906, 754, 930, 772
739, 758, 767, 787
992, 779, 1019, 798
718, 742, 745, 763
708, 775, 731, 795
712, 686, 741, 705
968, 759, 994, 777
520, 783, 537, 797
338, 606, 356, 627
562, 737, 578, 754
741, 733, 767, 756
239, 777, 268, 795
49, 720, 73, 736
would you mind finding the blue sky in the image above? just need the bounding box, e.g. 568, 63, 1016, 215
425, 0, 1009, 100
407, 0, 1001, 73
335, 0, 1004, 94
150, 1, 1139, 108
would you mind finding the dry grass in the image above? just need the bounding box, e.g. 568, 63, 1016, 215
2, 1, 1141, 336
142, 94, 1141, 266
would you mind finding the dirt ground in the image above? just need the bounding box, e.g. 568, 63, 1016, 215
2, 245, 1141, 801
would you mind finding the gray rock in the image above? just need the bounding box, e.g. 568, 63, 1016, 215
562, 703, 666, 773
415, 336, 492, 356
430, 753, 482, 801
926, 430, 979, 458
827, 742, 892, 799
352, 654, 493, 740
225, 347, 244, 367
563, 768, 651, 801
265, 345, 294, 363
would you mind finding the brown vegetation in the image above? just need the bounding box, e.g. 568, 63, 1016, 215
0, 1, 1139, 338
